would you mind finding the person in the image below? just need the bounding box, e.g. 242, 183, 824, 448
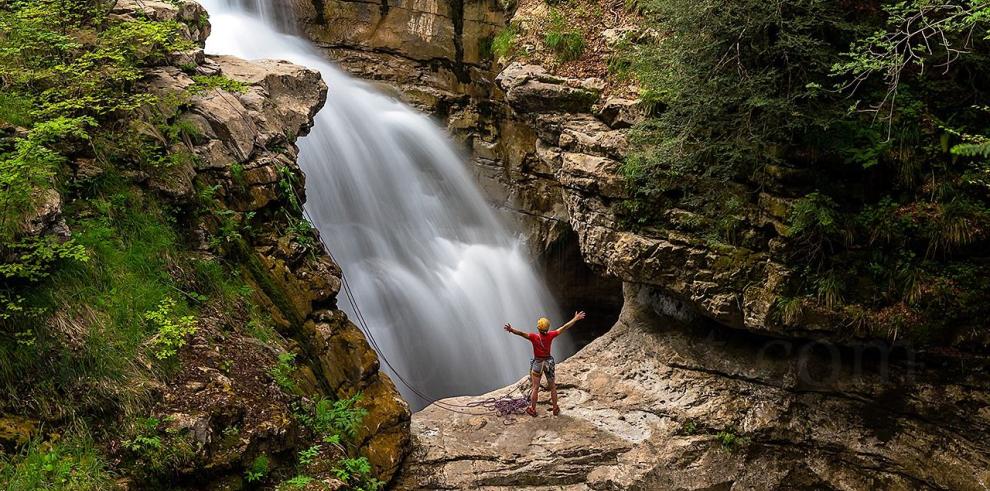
503, 311, 586, 417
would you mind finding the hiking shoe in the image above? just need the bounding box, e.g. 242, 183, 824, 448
526, 407, 537, 417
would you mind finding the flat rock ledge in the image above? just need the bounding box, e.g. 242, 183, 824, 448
396, 284, 990, 490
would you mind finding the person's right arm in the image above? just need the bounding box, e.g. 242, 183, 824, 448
555, 311, 587, 333
503, 323, 529, 339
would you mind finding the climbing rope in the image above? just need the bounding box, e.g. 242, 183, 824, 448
465, 395, 534, 424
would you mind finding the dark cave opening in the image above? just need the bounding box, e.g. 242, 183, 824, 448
537, 225, 624, 351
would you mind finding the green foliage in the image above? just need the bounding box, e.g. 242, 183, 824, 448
297, 445, 321, 466
208, 209, 255, 251
0, 116, 91, 241
678, 419, 698, 435
491, 23, 520, 60
118, 414, 198, 481
614, 0, 990, 343
332, 457, 382, 490
270, 351, 299, 394
786, 192, 847, 260
144, 297, 197, 360
833, 1, 990, 120
715, 429, 742, 449
0, 92, 34, 127
279, 475, 314, 489
544, 9, 585, 62
0, 237, 88, 285
189, 74, 249, 95
122, 417, 163, 454
296, 393, 367, 445
245, 454, 271, 483
0, 183, 188, 418
231, 162, 245, 184
285, 216, 317, 254
0, 432, 113, 491
277, 165, 301, 211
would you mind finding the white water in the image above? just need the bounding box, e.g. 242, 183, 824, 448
198, 1, 572, 409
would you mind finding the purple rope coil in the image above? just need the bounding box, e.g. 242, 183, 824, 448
465, 395, 531, 423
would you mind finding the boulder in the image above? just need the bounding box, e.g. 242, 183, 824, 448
496, 63, 602, 114
594, 97, 647, 129
21, 188, 69, 241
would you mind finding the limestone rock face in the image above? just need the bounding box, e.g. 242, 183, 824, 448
294, 0, 505, 65
496, 63, 603, 114
397, 284, 990, 490
284, 1, 990, 487
121, 2, 411, 481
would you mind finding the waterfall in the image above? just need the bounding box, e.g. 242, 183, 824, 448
197, 1, 572, 409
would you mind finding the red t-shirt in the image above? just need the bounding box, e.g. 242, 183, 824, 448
527, 331, 559, 358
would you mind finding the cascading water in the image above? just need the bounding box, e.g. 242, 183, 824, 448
198, 1, 573, 409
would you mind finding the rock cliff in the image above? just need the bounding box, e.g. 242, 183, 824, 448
135, 1, 411, 482
2, 0, 409, 486
287, 1, 990, 488
398, 284, 990, 490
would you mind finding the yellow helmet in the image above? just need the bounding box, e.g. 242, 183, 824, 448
537, 317, 551, 331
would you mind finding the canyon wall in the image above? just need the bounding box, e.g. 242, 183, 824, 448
287, 1, 990, 489
2, 1, 409, 486
137, 2, 412, 481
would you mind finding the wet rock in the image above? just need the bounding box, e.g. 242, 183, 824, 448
559, 152, 626, 199
295, 0, 507, 65
167, 412, 212, 447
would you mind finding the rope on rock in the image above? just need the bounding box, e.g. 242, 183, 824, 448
465, 395, 533, 424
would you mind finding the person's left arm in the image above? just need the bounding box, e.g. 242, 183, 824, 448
555, 311, 586, 334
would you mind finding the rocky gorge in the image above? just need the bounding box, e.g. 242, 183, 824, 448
3, 0, 989, 489
282, 0, 990, 489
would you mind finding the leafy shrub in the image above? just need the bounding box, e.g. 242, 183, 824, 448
332, 457, 382, 490
297, 445, 321, 466
678, 419, 698, 435
270, 351, 299, 393
189, 74, 249, 95
613, 0, 990, 343
716, 429, 741, 449
245, 454, 271, 483
296, 393, 367, 445
119, 415, 197, 481
145, 297, 197, 360
279, 475, 314, 489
